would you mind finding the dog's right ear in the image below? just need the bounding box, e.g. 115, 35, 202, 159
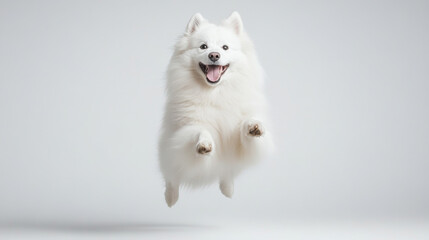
224, 11, 243, 35
186, 13, 205, 34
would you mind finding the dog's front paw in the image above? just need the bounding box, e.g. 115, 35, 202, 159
196, 141, 213, 154
247, 121, 265, 137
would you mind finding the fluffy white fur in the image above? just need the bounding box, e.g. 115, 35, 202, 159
158, 12, 271, 207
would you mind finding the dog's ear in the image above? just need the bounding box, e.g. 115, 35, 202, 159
224, 11, 243, 35
186, 13, 205, 34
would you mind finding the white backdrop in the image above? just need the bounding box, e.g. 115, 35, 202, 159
1, 0, 428, 234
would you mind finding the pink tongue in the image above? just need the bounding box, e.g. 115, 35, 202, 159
206, 65, 222, 82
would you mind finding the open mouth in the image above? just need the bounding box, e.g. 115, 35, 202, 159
199, 62, 229, 84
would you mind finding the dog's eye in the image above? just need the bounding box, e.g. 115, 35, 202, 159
222, 45, 229, 50
200, 44, 208, 50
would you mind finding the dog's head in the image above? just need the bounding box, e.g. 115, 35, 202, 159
173, 12, 252, 87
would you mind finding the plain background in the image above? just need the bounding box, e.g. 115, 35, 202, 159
1, 0, 428, 238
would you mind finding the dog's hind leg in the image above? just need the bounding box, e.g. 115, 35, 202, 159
219, 179, 234, 198
164, 181, 179, 207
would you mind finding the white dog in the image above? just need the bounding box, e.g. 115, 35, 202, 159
158, 12, 271, 207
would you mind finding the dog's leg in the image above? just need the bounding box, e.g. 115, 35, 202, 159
240, 119, 267, 157
241, 119, 265, 144
219, 179, 234, 198
196, 129, 214, 156
169, 125, 215, 157
243, 119, 265, 138
164, 181, 179, 207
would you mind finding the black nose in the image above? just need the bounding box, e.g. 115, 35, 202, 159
208, 52, 220, 62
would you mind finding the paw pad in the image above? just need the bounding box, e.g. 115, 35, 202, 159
248, 123, 264, 137
197, 142, 212, 154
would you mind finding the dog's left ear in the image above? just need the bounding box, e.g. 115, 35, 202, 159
224, 11, 243, 35
186, 13, 206, 34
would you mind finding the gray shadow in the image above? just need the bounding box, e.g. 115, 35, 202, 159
0, 221, 216, 234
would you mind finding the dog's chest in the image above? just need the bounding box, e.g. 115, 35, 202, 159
171, 85, 259, 133
196, 99, 242, 122
191, 92, 250, 133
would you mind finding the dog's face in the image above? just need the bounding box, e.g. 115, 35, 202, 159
180, 12, 246, 86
